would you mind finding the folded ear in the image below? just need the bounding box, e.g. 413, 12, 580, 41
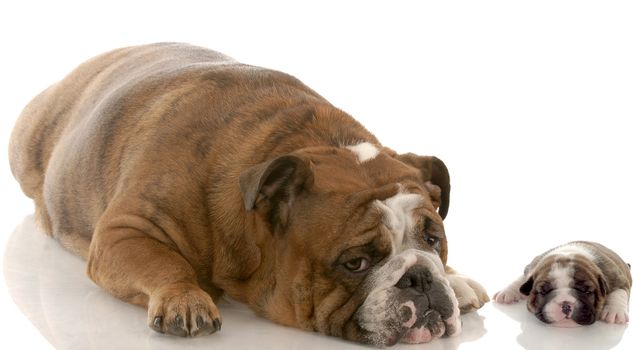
598, 274, 608, 297
520, 277, 534, 296
239, 155, 313, 229
397, 153, 451, 219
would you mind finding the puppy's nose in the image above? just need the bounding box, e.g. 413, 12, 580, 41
562, 302, 573, 316
395, 266, 433, 293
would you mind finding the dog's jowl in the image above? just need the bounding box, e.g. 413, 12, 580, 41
9, 43, 489, 345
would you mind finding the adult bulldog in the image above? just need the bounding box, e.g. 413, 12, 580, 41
9, 43, 488, 346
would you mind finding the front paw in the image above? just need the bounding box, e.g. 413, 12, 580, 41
148, 282, 222, 337
493, 287, 525, 304
600, 304, 629, 324
447, 274, 490, 313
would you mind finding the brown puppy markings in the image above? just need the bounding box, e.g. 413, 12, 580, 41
508, 242, 631, 326
588, 242, 633, 292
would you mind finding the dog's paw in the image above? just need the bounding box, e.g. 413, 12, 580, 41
599, 289, 629, 325
447, 274, 490, 314
600, 304, 629, 324
148, 282, 222, 337
493, 287, 525, 304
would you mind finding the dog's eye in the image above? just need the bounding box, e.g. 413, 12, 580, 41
424, 235, 439, 248
343, 258, 370, 273
538, 284, 553, 295
575, 287, 593, 295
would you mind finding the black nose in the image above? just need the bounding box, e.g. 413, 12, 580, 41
395, 266, 433, 293
562, 302, 572, 316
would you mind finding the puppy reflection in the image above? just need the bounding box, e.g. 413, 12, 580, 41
494, 241, 631, 327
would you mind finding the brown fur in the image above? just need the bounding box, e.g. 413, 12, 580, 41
521, 242, 631, 324
9, 43, 487, 343
524, 256, 608, 315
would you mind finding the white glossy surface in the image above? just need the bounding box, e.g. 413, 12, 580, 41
3, 216, 631, 350
2, 1, 633, 349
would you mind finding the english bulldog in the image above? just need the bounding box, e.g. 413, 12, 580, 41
494, 241, 631, 327
9, 43, 488, 345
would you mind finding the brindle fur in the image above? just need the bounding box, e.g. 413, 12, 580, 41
9, 43, 488, 342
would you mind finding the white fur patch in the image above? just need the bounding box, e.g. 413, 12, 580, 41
547, 243, 595, 260
542, 263, 579, 324
493, 275, 527, 304
346, 142, 380, 162
364, 250, 444, 301
600, 289, 630, 324
375, 191, 422, 254
370, 251, 419, 293
549, 263, 574, 290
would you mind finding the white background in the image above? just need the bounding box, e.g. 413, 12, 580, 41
1, 1, 632, 349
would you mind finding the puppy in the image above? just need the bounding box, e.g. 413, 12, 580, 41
494, 241, 631, 327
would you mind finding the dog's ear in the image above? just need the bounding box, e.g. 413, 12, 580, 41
597, 274, 608, 297
520, 277, 534, 296
397, 153, 451, 219
239, 155, 314, 229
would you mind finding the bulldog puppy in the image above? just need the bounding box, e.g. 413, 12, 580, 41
494, 241, 631, 327
9, 43, 488, 345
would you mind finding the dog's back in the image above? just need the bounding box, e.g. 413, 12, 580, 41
9, 44, 238, 245
8, 43, 372, 258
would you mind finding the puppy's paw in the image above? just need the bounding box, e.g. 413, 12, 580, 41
599, 289, 629, 325
600, 305, 629, 324
493, 287, 525, 304
148, 282, 222, 337
447, 274, 490, 313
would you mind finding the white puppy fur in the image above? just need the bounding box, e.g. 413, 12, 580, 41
494, 242, 631, 326
494, 275, 527, 304
600, 289, 630, 324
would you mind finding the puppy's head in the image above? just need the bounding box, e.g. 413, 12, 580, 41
519, 255, 608, 327
239, 144, 459, 345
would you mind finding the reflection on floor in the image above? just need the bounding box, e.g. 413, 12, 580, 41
3, 216, 629, 350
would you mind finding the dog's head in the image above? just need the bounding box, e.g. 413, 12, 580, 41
519, 255, 608, 327
239, 143, 459, 345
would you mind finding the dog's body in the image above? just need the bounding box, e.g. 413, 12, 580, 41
494, 241, 631, 326
10, 43, 488, 345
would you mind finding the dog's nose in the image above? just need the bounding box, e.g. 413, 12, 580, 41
395, 266, 433, 293
562, 302, 573, 316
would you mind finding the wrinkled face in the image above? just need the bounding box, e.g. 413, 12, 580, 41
354, 249, 460, 345
346, 188, 460, 345
520, 256, 607, 327
242, 145, 460, 346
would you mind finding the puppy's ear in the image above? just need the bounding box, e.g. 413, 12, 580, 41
520, 277, 534, 296
397, 153, 451, 219
239, 155, 313, 229
598, 275, 609, 297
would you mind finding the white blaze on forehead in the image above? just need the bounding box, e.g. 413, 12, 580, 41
375, 191, 422, 254
346, 142, 380, 162
549, 262, 574, 289
542, 262, 578, 323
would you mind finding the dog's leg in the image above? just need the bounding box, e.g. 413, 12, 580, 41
445, 266, 489, 313
600, 289, 630, 324
87, 214, 221, 337
493, 275, 527, 304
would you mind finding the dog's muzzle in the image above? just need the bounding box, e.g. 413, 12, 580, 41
355, 249, 461, 346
